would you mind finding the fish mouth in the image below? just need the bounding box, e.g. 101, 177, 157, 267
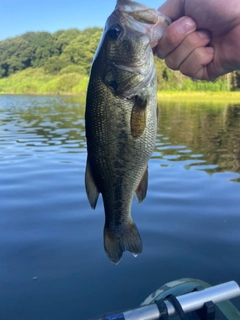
116, 1, 171, 48
116, 0, 153, 15
100, 0, 170, 98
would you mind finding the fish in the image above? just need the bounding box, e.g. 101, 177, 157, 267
85, 0, 170, 264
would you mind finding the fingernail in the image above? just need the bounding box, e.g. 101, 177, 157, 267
178, 17, 196, 34
198, 30, 211, 39
206, 47, 214, 54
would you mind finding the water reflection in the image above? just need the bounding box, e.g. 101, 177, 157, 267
0, 95, 86, 159
1, 95, 240, 177
156, 101, 240, 176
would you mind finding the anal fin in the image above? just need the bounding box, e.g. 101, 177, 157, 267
135, 166, 148, 203
85, 157, 99, 209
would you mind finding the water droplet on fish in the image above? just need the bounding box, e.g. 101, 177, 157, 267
33, 277, 37, 281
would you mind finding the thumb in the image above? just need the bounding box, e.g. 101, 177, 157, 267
158, 0, 185, 20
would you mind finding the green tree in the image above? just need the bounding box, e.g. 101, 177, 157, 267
62, 27, 102, 74
44, 56, 69, 74
23, 32, 59, 67
231, 71, 240, 90
0, 36, 31, 77
53, 28, 81, 54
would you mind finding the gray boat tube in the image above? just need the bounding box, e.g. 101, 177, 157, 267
89, 281, 240, 320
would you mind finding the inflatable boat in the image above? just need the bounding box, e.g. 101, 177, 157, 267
89, 278, 240, 320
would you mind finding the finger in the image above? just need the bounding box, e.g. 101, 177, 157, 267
179, 46, 215, 80
165, 30, 211, 70
158, 0, 185, 20
155, 16, 196, 58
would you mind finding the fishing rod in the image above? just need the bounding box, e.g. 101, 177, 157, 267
89, 281, 240, 320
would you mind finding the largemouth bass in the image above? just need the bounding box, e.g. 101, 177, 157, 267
85, 0, 170, 264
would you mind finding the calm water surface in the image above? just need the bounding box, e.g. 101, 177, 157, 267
0, 95, 240, 319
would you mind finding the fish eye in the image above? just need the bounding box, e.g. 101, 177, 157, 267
108, 24, 122, 40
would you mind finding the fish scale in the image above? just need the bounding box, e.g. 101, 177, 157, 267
85, 0, 170, 264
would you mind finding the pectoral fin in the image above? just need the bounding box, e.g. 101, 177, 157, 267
131, 94, 147, 138
135, 166, 148, 203
85, 158, 99, 209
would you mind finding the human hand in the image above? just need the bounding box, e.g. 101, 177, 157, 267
155, 0, 240, 80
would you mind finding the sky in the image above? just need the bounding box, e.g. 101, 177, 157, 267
0, 0, 165, 41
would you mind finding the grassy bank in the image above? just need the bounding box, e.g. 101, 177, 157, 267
157, 91, 240, 103
1, 68, 240, 103
0, 68, 89, 95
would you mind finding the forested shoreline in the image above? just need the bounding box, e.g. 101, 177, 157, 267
0, 27, 239, 95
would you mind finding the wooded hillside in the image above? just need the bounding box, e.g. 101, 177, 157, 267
0, 27, 239, 94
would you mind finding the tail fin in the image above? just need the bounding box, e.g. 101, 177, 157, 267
104, 221, 142, 264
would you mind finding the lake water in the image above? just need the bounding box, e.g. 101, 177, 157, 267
0, 94, 240, 320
